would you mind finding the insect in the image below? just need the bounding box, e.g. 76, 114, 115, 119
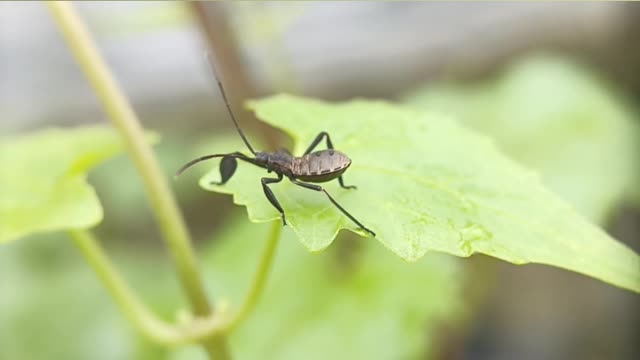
175, 64, 375, 237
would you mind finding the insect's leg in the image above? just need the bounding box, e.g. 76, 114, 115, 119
338, 176, 357, 190
210, 152, 244, 185
304, 133, 359, 190
303, 131, 334, 155
261, 173, 287, 225
290, 179, 375, 236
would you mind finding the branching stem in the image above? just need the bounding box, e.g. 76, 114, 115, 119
67, 223, 282, 345
48, 2, 285, 357
47, 2, 229, 358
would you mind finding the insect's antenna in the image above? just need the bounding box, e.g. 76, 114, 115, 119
175, 153, 242, 177
205, 52, 256, 155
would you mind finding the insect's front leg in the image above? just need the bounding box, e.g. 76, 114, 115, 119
261, 173, 287, 225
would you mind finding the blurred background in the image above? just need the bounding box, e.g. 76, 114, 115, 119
1, 2, 639, 360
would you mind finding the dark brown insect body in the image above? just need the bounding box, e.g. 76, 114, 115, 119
257, 149, 351, 182
176, 60, 375, 236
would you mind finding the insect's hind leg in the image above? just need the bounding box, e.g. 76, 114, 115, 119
290, 179, 375, 236
303, 131, 334, 155
338, 176, 357, 190
304, 132, 358, 190
261, 173, 287, 225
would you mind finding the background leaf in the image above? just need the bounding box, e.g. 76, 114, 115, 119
403, 56, 639, 224
0, 126, 156, 243
197, 95, 640, 292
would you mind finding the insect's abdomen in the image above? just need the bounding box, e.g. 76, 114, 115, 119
293, 150, 351, 183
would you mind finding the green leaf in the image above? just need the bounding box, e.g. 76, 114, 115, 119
403, 56, 639, 224
196, 94, 640, 292
0, 126, 151, 243
203, 220, 464, 360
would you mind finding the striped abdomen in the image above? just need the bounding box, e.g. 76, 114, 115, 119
292, 150, 351, 183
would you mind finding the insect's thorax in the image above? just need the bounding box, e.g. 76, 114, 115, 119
258, 150, 295, 176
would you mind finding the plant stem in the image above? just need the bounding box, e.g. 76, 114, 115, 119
67, 230, 231, 346
45, 0, 208, 316
156, 220, 283, 340
68, 230, 184, 343
67, 223, 282, 346
47, 2, 229, 358
224, 221, 282, 332
168, 220, 283, 339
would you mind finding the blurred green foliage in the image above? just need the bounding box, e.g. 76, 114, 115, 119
202, 94, 640, 292
201, 219, 464, 360
0, 235, 164, 360
0, 218, 465, 360
0, 127, 156, 243
2, 55, 639, 360
404, 55, 639, 223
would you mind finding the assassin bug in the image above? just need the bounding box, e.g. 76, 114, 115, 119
175, 62, 375, 237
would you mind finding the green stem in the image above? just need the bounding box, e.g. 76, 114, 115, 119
67, 230, 227, 346
47, 2, 229, 358
45, 0, 208, 316
164, 220, 282, 339
155, 220, 282, 341
224, 221, 282, 332
68, 230, 184, 344
170, 220, 283, 339
67, 222, 282, 346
